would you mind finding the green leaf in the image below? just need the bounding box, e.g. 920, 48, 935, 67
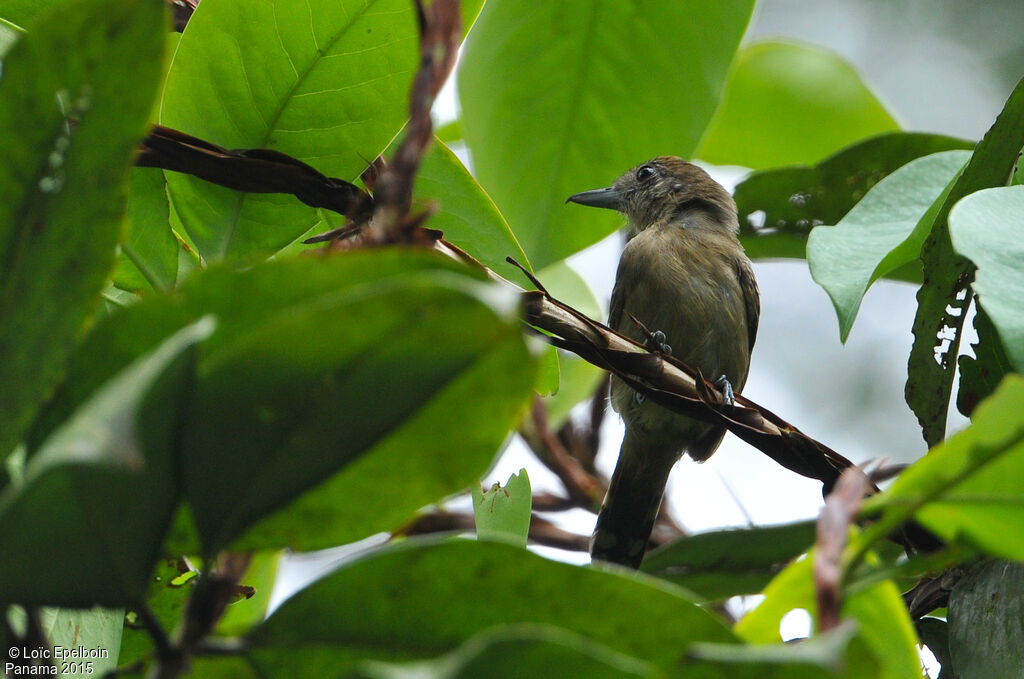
807, 150, 971, 340
542, 352, 605, 428
0, 318, 213, 606
957, 305, 1014, 417
688, 622, 863, 679
732, 132, 975, 261
114, 168, 179, 292
434, 119, 462, 145
737, 549, 918, 679
413, 139, 531, 279
906, 76, 1024, 446
0, 0, 166, 458
534, 345, 561, 398
40, 606, 123, 676
31, 249, 534, 558
535, 260, 603, 322
0, 0, 56, 28
947, 560, 1024, 679
473, 470, 532, 547
949, 186, 1024, 371
352, 624, 655, 679
458, 0, 754, 269
867, 375, 1024, 561
248, 538, 735, 677
697, 41, 898, 170
530, 261, 606, 422
24, 297, 189, 458
640, 521, 815, 601
180, 253, 537, 552
160, 0, 419, 262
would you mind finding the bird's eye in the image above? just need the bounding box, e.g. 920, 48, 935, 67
635, 166, 657, 182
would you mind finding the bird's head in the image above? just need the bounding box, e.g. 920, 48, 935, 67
567, 156, 737, 234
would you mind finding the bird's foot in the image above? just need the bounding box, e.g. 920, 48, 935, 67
645, 330, 672, 356
714, 374, 735, 405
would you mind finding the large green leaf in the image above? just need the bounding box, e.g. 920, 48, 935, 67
0, 0, 166, 458
641, 521, 816, 601
732, 132, 975, 260
458, 0, 754, 270
905, 76, 1024, 446
697, 41, 898, 170
179, 253, 537, 552
807, 150, 971, 340
949, 186, 1024, 371
248, 538, 735, 677
0, 319, 212, 606
27, 249, 538, 555
161, 0, 419, 262
867, 375, 1024, 561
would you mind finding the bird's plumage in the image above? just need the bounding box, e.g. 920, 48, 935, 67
568, 157, 760, 567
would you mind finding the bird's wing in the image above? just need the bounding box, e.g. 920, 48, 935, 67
607, 255, 638, 333
735, 255, 760, 352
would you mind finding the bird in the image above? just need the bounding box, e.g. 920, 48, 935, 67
567, 156, 760, 568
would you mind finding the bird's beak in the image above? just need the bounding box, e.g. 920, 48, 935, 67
566, 187, 622, 211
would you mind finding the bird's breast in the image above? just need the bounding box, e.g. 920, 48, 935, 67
613, 225, 750, 385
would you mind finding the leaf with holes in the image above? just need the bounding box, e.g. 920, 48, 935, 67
905, 76, 1024, 447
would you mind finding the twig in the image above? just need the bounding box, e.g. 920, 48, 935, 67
522, 396, 604, 508
368, 0, 462, 240
167, 0, 197, 32
395, 508, 591, 552
814, 469, 867, 632
133, 603, 174, 662
505, 259, 941, 554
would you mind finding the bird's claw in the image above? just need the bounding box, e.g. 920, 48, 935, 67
714, 374, 735, 405
646, 330, 672, 356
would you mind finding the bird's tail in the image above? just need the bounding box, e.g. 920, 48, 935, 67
591, 429, 677, 568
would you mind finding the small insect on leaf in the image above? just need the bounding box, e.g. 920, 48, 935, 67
473, 469, 532, 547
